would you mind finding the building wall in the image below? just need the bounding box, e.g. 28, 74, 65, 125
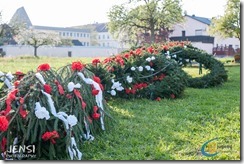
169, 17, 209, 37
214, 36, 240, 49
1, 45, 119, 57
34, 28, 91, 46
191, 42, 213, 54
97, 32, 122, 48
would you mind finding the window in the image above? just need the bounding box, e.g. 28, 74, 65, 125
63, 32, 65, 36
77, 33, 79, 37
103, 35, 105, 39
103, 43, 105, 47
70, 32, 72, 37
74, 33, 76, 37
80, 33, 82, 37
67, 32, 69, 37
182, 30, 185, 37
107, 35, 110, 39
195, 29, 202, 35
87, 34, 89, 38
98, 35, 101, 39
87, 42, 89, 46
84, 42, 86, 46
84, 34, 86, 37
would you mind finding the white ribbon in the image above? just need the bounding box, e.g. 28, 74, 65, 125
0, 71, 13, 90
35, 72, 46, 85
67, 82, 81, 92
41, 90, 82, 160
83, 118, 94, 141
68, 137, 82, 160
34, 102, 50, 120
77, 72, 105, 130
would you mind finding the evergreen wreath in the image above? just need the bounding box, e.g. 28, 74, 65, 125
164, 45, 228, 88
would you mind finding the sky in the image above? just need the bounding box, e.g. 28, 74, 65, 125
0, 0, 230, 27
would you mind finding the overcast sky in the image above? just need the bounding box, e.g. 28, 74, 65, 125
0, 0, 230, 27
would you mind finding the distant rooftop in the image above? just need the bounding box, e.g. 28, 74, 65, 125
75, 22, 109, 33
9, 6, 32, 27
186, 14, 211, 25
33, 25, 90, 33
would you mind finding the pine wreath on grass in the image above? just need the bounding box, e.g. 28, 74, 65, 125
0, 62, 112, 160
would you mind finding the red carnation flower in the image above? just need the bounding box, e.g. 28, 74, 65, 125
93, 76, 101, 84
0, 116, 9, 132
15, 71, 25, 80
92, 89, 99, 96
125, 88, 131, 94
124, 53, 130, 59
92, 59, 101, 66
14, 81, 20, 88
147, 46, 154, 54
42, 131, 60, 144
156, 97, 161, 101
170, 94, 176, 99
37, 63, 50, 71
44, 84, 52, 94
71, 61, 84, 71
92, 113, 100, 120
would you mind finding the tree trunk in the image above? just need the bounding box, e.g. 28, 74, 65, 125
150, 29, 155, 43
34, 46, 38, 57
150, 21, 155, 43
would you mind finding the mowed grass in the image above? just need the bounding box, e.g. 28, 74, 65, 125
0, 56, 97, 73
0, 56, 240, 160
82, 66, 240, 160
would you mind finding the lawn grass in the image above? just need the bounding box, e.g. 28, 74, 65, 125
81, 66, 240, 160
0, 56, 240, 160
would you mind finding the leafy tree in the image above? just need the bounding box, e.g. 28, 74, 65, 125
209, 0, 240, 40
16, 28, 61, 57
108, 0, 184, 46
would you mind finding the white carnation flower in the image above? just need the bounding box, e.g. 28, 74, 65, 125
150, 68, 155, 71
146, 57, 151, 62
145, 65, 151, 71
151, 56, 155, 60
130, 67, 136, 71
67, 115, 78, 127
111, 90, 116, 96
138, 66, 143, 72
126, 76, 133, 83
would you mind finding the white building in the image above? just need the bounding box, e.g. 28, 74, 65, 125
169, 14, 240, 55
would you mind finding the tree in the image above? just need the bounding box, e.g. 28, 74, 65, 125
16, 28, 61, 57
108, 0, 184, 46
208, 0, 240, 40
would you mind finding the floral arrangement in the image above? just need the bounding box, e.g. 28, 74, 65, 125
87, 41, 228, 100
87, 41, 190, 100
0, 62, 111, 160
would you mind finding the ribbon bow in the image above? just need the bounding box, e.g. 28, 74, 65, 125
67, 82, 81, 92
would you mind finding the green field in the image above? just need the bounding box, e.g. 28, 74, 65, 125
0, 56, 240, 160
